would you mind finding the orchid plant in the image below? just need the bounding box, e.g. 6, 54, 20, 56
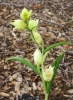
7, 8, 69, 100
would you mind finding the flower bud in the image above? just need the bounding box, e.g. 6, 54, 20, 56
28, 19, 39, 31
32, 31, 43, 45
43, 66, 54, 82
34, 49, 42, 66
11, 20, 26, 30
20, 8, 32, 21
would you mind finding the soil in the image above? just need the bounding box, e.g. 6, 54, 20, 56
0, 0, 73, 100
20, 93, 39, 100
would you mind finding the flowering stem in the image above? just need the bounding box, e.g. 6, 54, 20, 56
41, 75, 47, 92
42, 42, 44, 53
30, 31, 39, 49
45, 93, 49, 100
41, 60, 48, 98
41, 43, 49, 100
37, 65, 41, 77
41, 74, 49, 100
26, 21, 39, 49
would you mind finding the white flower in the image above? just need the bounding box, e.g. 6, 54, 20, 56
43, 66, 54, 82
28, 19, 39, 31
34, 49, 42, 66
32, 31, 43, 45
20, 8, 32, 21
11, 20, 26, 30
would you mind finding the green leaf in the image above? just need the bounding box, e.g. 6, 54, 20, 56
43, 42, 70, 54
7, 57, 40, 75
69, 19, 73, 25
46, 52, 64, 93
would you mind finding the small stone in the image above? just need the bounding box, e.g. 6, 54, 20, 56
32, 82, 37, 90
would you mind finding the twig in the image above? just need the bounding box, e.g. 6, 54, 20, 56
62, 79, 72, 85
66, 51, 73, 56
0, 78, 9, 89
15, 94, 19, 100
0, 2, 25, 7
39, 18, 64, 27
67, 95, 73, 100
59, 66, 73, 73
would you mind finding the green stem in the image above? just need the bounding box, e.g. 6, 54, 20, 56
41, 42, 49, 99
41, 75, 47, 93
26, 22, 39, 49
37, 65, 42, 78
45, 93, 49, 100
30, 30, 39, 49
42, 42, 44, 53
41, 61, 47, 95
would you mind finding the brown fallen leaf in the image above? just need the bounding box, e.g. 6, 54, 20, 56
33, 4, 41, 9
68, 55, 73, 59
63, 44, 71, 49
0, 92, 9, 97
12, 81, 21, 95
57, 37, 67, 42
32, 82, 37, 91
32, 75, 38, 82
9, 74, 18, 81
71, 64, 73, 70
71, 79, 73, 84
67, 89, 73, 94
55, 76, 62, 81
15, 82, 21, 95
11, 81, 17, 85
40, 22, 46, 27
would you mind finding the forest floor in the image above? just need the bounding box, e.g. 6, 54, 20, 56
0, 0, 73, 100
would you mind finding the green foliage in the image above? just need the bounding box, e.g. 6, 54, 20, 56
7, 57, 40, 75
69, 19, 73, 25
46, 52, 64, 93
43, 42, 70, 54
